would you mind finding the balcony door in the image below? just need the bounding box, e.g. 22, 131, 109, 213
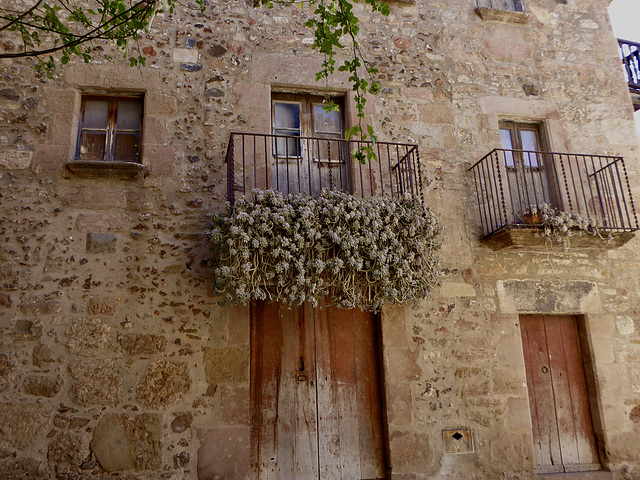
272, 93, 348, 196
499, 121, 556, 219
250, 300, 386, 480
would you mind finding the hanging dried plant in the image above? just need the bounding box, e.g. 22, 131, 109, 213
210, 189, 442, 312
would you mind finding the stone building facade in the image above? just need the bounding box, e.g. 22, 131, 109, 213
1, 0, 640, 478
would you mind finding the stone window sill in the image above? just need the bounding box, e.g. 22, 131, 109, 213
475, 7, 530, 24
65, 161, 146, 180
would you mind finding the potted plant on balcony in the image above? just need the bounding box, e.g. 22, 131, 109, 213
209, 189, 442, 312
517, 203, 603, 250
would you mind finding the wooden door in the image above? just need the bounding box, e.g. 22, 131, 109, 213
251, 300, 386, 480
520, 315, 600, 474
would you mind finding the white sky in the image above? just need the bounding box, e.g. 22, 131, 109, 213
608, 0, 640, 42
608, 0, 640, 134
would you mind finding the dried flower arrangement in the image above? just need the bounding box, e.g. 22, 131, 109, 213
517, 203, 603, 250
210, 189, 442, 312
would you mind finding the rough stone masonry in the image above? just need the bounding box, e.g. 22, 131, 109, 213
1, 0, 640, 479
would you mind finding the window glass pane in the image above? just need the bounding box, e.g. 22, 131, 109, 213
274, 130, 301, 157
114, 133, 140, 162
520, 130, 539, 167
79, 132, 106, 160
274, 103, 300, 130
313, 105, 341, 135
116, 100, 142, 130
499, 129, 515, 167
83, 100, 109, 129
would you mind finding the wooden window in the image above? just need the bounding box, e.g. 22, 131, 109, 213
477, 0, 524, 11
498, 120, 560, 216
271, 93, 347, 195
76, 95, 143, 163
499, 121, 544, 168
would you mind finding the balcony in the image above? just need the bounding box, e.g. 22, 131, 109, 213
618, 38, 640, 111
470, 149, 638, 250
225, 132, 423, 204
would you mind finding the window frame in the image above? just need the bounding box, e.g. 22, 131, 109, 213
75, 94, 144, 163
499, 120, 547, 170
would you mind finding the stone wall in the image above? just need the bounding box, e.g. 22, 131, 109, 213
1, 0, 640, 478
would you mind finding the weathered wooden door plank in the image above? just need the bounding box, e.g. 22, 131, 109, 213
521, 315, 563, 471
556, 316, 599, 468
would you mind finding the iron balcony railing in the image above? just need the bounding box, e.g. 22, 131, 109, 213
225, 132, 423, 204
618, 38, 640, 94
470, 148, 639, 237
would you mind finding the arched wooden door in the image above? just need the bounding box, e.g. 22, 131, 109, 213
250, 299, 386, 480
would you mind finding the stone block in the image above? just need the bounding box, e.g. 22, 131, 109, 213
66, 318, 111, 356
64, 189, 126, 210
141, 115, 165, 145
68, 359, 122, 406
0, 150, 32, 169
380, 304, 408, 347
439, 282, 476, 298
171, 413, 193, 433
19, 300, 62, 316
204, 346, 249, 394
234, 82, 271, 107
48, 432, 87, 466
23, 375, 63, 397
0, 403, 50, 448
146, 145, 176, 176
50, 113, 76, 144
137, 360, 191, 408
481, 38, 510, 58
87, 297, 118, 316
197, 427, 250, 480
31, 144, 69, 173
76, 213, 129, 233
462, 380, 490, 397
382, 346, 421, 383
0, 458, 46, 479
0, 354, 16, 392
616, 315, 635, 335
145, 94, 178, 116
90, 413, 161, 472
32, 343, 57, 367
497, 280, 599, 314
505, 397, 533, 432
388, 430, 437, 475
228, 303, 250, 345
0, 293, 11, 308
118, 333, 167, 355
220, 385, 250, 426
418, 103, 454, 125
86, 233, 117, 253
173, 48, 199, 63
43, 87, 78, 114
509, 41, 534, 58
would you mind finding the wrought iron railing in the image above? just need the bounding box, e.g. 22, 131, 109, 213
469, 148, 638, 237
618, 39, 640, 94
225, 132, 423, 204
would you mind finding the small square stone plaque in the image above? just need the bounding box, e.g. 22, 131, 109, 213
442, 428, 474, 454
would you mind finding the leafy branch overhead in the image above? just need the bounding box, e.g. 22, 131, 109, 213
0, 0, 388, 160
